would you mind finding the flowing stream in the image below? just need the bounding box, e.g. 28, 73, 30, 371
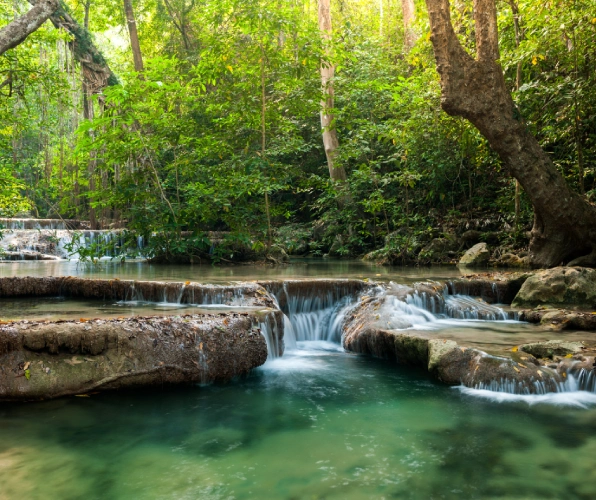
0, 261, 595, 498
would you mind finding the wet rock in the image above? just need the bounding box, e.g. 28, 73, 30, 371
448, 271, 532, 304
512, 267, 596, 309
0, 251, 60, 261
341, 291, 563, 393
519, 308, 596, 331
0, 313, 272, 401
0, 277, 276, 308
520, 340, 585, 360
427, 339, 458, 371
458, 242, 490, 267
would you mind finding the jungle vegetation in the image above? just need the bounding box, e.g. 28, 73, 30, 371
1, 0, 595, 265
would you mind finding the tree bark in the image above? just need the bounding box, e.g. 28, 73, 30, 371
27, 0, 117, 93
0, 0, 59, 56
123, 0, 144, 71
401, 0, 417, 51
425, 0, 596, 267
318, 0, 347, 182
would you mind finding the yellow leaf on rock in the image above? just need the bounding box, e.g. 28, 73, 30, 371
565, 353, 573, 358
511, 346, 518, 352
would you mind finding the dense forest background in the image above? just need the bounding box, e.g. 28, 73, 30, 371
1, 0, 595, 263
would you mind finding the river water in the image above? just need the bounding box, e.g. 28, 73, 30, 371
1, 260, 595, 499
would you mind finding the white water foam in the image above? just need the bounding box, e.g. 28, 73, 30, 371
457, 386, 596, 408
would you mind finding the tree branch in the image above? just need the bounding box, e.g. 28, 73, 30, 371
0, 0, 59, 56
27, 0, 117, 93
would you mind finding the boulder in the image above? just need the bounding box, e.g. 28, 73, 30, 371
497, 253, 530, 268
458, 242, 490, 266
266, 245, 290, 264
419, 235, 459, 262
519, 340, 585, 359
512, 267, 596, 309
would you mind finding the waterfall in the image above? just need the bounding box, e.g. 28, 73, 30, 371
458, 368, 596, 405
0, 228, 144, 261
262, 280, 370, 344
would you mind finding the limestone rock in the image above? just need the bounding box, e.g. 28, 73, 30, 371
520, 340, 585, 359
427, 339, 458, 371
497, 253, 530, 268
458, 242, 490, 267
512, 266, 596, 309
420, 236, 459, 262
0, 312, 273, 401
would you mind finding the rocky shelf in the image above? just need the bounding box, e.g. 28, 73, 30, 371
0, 270, 595, 401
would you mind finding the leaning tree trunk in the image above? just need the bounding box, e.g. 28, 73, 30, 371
425, 0, 596, 268
318, 0, 347, 182
0, 0, 58, 56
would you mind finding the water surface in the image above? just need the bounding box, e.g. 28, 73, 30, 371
1, 342, 595, 499
0, 259, 464, 284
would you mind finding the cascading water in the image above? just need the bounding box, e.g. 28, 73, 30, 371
0, 228, 144, 260
264, 281, 369, 344
457, 368, 596, 407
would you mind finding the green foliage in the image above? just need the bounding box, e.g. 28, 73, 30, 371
1, 0, 595, 263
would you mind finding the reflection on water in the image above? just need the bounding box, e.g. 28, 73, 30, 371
0, 258, 464, 284
0, 297, 264, 321
0, 342, 595, 499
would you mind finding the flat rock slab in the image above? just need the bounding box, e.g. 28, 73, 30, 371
520, 340, 585, 359
0, 312, 278, 401
0, 276, 276, 308
341, 291, 595, 394
519, 308, 596, 331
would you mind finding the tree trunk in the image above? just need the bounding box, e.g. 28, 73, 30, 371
318, 0, 346, 182
401, 0, 417, 51
0, 0, 58, 56
123, 0, 144, 71
27, 0, 117, 93
425, 0, 596, 267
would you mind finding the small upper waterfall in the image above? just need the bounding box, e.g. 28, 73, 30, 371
0, 227, 144, 261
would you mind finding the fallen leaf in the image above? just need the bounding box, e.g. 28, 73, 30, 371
536, 370, 543, 378
513, 366, 520, 373
185, 281, 191, 285
518, 363, 527, 369
23, 361, 31, 370
75, 394, 90, 398
511, 346, 518, 352
565, 353, 573, 358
